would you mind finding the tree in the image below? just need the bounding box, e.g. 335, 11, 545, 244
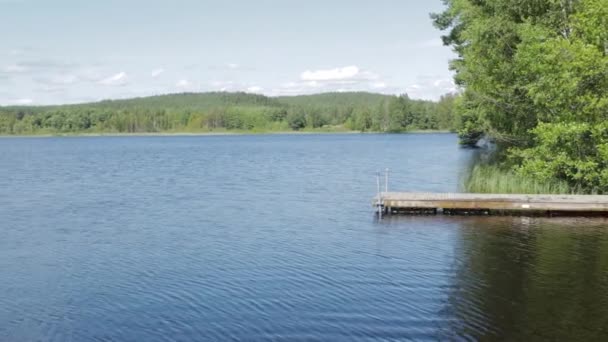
433, 0, 608, 191
387, 95, 411, 132
286, 109, 306, 130
0, 92, 458, 135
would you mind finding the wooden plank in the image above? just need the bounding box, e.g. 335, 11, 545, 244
373, 192, 608, 214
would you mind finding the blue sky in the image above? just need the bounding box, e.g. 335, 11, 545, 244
0, 0, 456, 105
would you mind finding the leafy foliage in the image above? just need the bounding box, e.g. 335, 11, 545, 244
434, 0, 608, 192
512, 122, 608, 193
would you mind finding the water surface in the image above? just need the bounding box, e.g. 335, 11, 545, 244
1, 134, 607, 341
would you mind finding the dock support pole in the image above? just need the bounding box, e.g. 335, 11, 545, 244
376, 171, 382, 220
384, 168, 390, 215
385, 168, 389, 193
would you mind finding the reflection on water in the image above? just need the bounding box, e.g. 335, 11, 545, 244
446, 217, 608, 340
1, 135, 607, 340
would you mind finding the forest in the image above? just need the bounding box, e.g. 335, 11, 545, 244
0, 92, 458, 135
434, 0, 608, 193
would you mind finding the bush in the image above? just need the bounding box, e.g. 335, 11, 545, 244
286, 110, 306, 130
511, 122, 608, 194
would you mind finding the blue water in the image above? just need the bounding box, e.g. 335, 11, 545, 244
1, 134, 607, 341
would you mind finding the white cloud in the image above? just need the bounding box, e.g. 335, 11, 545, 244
268, 66, 390, 96
211, 80, 233, 87
208, 63, 256, 71
281, 82, 298, 88
13, 98, 33, 105
211, 80, 259, 93
362, 72, 379, 81
246, 86, 263, 93
434, 78, 457, 93
273, 73, 455, 100
176, 79, 194, 90
151, 68, 164, 78
99, 72, 128, 86
305, 81, 322, 88
301, 65, 360, 82
403, 77, 457, 100
433, 79, 454, 88
51, 74, 79, 85
371, 82, 387, 89
3, 64, 27, 73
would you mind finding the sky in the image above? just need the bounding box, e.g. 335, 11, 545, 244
0, 0, 457, 105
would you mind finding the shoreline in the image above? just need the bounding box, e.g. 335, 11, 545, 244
0, 130, 454, 138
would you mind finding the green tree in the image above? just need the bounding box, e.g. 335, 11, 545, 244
0, 91, 457, 135
434, 0, 608, 191
387, 95, 411, 132
286, 108, 306, 130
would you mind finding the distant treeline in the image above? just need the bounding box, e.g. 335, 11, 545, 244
0, 92, 458, 135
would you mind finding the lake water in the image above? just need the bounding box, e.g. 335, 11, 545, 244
1, 134, 607, 341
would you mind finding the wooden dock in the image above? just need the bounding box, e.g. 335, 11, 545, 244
373, 192, 608, 216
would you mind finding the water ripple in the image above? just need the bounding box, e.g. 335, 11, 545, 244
1, 135, 608, 341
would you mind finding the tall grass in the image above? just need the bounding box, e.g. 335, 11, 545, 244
463, 164, 578, 194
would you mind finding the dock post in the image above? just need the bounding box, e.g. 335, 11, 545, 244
385, 168, 389, 193
376, 171, 382, 220
384, 168, 390, 215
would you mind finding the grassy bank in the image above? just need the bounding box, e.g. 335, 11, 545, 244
463, 164, 578, 195
0, 125, 351, 137
0, 127, 454, 138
